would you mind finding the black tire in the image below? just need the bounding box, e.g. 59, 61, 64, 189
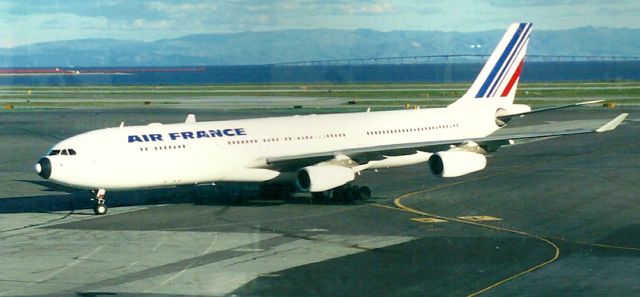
259, 184, 278, 199
93, 204, 107, 215
260, 183, 294, 200
278, 184, 295, 200
311, 191, 329, 203
331, 187, 345, 200
358, 186, 372, 200
349, 185, 362, 202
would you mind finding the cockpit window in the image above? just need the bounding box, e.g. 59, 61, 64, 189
48, 149, 76, 156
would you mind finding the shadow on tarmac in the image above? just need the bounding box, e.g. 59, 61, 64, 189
16, 180, 78, 193
0, 182, 267, 214
232, 236, 553, 297
1, 181, 367, 214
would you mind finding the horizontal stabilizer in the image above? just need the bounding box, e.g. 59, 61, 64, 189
497, 100, 605, 122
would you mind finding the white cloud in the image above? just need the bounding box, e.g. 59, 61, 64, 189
132, 18, 173, 30
0, 13, 113, 46
279, 2, 301, 11
341, 1, 394, 15
257, 15, 271, 25
1, 0, 640, 47
146, 1, 217, 14
0, 38, 17, 48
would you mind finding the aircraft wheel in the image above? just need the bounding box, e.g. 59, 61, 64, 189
311, 191, 329, 203
341, 185, 356, 202
331, 187, 345, 200
260, 183, 294, 200
93, 203, 108, 215
358, 186, 372, 199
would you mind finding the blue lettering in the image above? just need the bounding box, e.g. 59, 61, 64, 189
223, 129, 235, 136
196, 131, 209, 138
149, 134, 163, 141
169, 132, 180, 140
128, 135, 143, 143
209, 130, 223, 137
142, 134, 150, 142
235, 128, 246, 136
158, 128, 246, 142
181, 131, 194, 139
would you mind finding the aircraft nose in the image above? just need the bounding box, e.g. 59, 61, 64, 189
35, 157, 51, 179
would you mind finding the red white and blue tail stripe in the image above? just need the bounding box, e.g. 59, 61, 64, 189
458, 23, 532, 103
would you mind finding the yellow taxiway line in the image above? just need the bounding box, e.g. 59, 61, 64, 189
371, 140, 639, 295
391, 193, 560, 297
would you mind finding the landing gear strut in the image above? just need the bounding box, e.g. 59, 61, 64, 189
91, 189, 107, 215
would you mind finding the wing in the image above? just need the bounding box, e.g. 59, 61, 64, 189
264, 113, 628, 171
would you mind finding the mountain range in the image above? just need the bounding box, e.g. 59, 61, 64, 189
1, 27, 639, 67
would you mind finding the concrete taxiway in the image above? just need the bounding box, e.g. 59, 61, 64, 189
0, 106, 638, 296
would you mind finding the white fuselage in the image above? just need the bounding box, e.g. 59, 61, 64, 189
42, 103, 500, 190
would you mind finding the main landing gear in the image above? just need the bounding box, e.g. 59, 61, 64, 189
259, 183, 372, 203
91, 189, 107, 215
259, 183, 295, 200
311, 184, 372, 203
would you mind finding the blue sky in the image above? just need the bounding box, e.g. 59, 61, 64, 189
1, 0, 638, 48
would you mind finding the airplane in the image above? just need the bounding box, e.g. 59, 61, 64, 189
35, 23, 628, 215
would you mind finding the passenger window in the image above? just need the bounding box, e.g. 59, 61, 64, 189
49, 150, 61, 156
68, 149, 76, 155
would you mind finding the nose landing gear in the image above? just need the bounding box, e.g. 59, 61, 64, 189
91, 189, 107, 215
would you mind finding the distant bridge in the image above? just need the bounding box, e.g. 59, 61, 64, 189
271, 54, 640, 66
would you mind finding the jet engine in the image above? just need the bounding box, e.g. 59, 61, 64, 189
428, 151, 487, 178
296, 165, 355, 192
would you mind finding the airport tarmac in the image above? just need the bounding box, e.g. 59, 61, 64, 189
0, 106, 638, 296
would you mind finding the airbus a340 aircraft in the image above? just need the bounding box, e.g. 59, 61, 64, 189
35, 23, 627, 215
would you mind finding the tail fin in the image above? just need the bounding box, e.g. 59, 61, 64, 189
452, 22, 532, 106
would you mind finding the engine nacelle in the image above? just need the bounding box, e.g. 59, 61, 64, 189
428, 151, 487, 178
296, 165, 355, 192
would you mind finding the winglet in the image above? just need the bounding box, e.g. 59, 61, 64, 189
596, 113, 628, 132
185, 114, 196, 123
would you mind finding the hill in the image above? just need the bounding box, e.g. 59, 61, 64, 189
1, 27, 638, 67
